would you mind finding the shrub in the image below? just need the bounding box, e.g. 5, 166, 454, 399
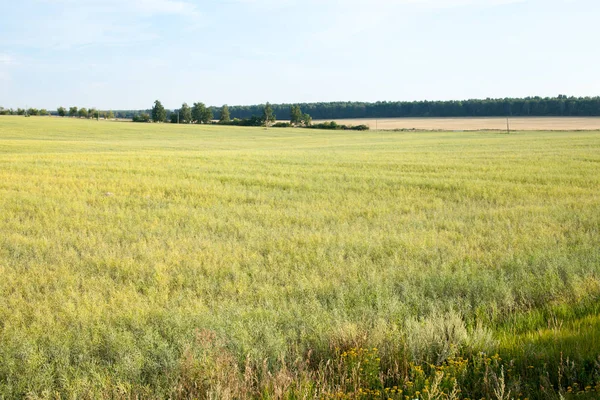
132, 113, 151, 123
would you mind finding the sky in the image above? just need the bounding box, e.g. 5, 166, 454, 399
0, 0, 599, 110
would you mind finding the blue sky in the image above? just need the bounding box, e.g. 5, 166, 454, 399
1, 0, 598, 110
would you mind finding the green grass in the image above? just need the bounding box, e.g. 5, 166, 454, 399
0, 116, 599, 399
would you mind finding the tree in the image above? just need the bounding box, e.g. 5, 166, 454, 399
290, 105, 302, 126
202, 105, 213, 123
180, 103, 192, 123
107, 110, 115, 119
301, 113, 312, 127
39, 109, 49, 116
57, 107, 67, 117
89, 108, 98, 119
219, 104, 231, 123
192, 102, 205, 123
133, 113, 151, 122
151, 100, 166, 122
28, 108, 39, 116
192, 102, 213, 124
78, 108, 88, 118
169, 110, 179, 124
69, 107, 78, 117
262, 102, 275, 128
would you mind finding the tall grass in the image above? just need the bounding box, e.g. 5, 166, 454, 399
0, 116, 599, 398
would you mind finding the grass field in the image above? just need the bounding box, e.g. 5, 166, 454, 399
311, 117, 600, 131
0, 116, 599, 399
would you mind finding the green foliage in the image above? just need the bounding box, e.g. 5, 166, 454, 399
212, 95, 600, 120
290, 104, 303, 125
221, 115, 264, 126
151, 100, 167, 123
219, 104, 231, 124
169, 110, 179, 124
27, 108, 39, 116
68, 106, 78, 117
78, 107, 88, 118
0, 117, 599, 398
179, 103, 192, 123
308, 121, 369, 130
262, 102, 275, 127
301, 113, 312, 127
57, 106, 67, 117
132, 112, 151, 122
192, 102, 212, 124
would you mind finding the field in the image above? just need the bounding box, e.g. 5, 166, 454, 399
0, 116, 599, 399
311, 117, 600, 131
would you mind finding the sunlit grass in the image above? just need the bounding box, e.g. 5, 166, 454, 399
0, 116, 599, 398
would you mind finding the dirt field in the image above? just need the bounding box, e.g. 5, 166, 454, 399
311, 117, 600, 131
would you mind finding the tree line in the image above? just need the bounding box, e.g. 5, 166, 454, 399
3, 95, 599, 121
137, 100, 368, 130
145, 100, 301, 128
87, 95, 600, 120
210, 95, 600, 120
0, 106, 117, 119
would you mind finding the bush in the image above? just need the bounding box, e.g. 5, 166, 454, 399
220, 116, 264, 127
132, 113, 151, 123
307, 121, 370, 131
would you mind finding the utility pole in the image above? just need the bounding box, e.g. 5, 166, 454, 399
506, 117, 510, 134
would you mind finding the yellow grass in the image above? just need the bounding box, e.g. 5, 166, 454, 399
1, 116, 599, 398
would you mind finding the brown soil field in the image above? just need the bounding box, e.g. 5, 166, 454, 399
311, 117, 600, 131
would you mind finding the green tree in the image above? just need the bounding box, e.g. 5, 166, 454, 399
69, 106, 78, 117
132, 113, 151, 122
202, 105, 213, 124
78, 108, 88, 118
180, 103, 192, 123
290, 105, 302, 126
89, 108, 98, 119
301, 113, 312, 127
28, 108, 39, 116
192, 102, 213, 124
57, 107, 67, 117
151, 100, 167, 122
219, 104, 231, 123
107, 110, 115, 119
39, 109, 49, 116
169, 110, 179, 123
192, 102, 205, 123
262, 102, 276, 128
